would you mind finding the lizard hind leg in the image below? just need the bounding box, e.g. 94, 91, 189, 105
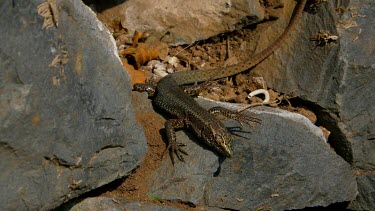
164, 118, 188, 164
183, 80, 213, 96
208, 106, 261, 127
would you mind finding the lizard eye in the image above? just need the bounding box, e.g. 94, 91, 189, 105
214, 132, 232, 157
204, 125, 232, 157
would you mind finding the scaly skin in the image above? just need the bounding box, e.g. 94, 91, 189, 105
135, 0, 307, 162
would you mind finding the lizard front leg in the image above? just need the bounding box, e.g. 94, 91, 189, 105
208, 106, 261, 126
165, 118, 188, 164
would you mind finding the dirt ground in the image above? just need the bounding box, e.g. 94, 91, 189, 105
83, 0, 327, 209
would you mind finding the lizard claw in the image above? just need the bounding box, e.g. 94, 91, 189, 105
235, 115, 261, 127
208, 106, 261, 127
164, 118, 189, 164
174, 143, 188, 162
165, 142, 188, 164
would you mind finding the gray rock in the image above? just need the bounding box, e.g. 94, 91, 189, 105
248, 1, 375, 209
0, 0, 147, 210
148, 98, 357, 210
70, 197, 184, 211
337, 0, 375, 170
116, 0, 264, 45
348, 173, 375, 210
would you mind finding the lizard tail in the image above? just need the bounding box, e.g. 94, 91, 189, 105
172, 0, 307, 85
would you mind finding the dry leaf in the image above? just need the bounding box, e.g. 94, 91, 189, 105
121, 58, 147, 86
52, 76, 60, 86
132, 31, 150, 47
121, 42, 168, 69
49, 52, 69, 68
271, 193, 279, 198
108, 17, 128, 38
37, 0, 58, 29
235, 197, 244, 202
32, 114, 40, 126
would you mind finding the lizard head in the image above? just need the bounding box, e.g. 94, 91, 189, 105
203, 124, 233, 158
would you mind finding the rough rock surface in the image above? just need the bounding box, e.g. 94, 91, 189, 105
70, 197, 184, 211
348, 172, 375, 210
0, 0, 147, 210
1, 0, 371, 209
247, 1, 375, 209
115, 0, 264, 45
148, 98, 357, 210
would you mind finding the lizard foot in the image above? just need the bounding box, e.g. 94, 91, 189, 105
208, 106, 261, 127
165, 142, 188, 164
164, 118, 188, 164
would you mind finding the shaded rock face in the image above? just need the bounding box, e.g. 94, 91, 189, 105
0, 0, 147, 210
148, 99, 357, 210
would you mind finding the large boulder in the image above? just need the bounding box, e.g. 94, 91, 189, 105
248, 1, 375, 209
99, 0, 264, 45
147, 98, 357, 210
0, 0, 147, 210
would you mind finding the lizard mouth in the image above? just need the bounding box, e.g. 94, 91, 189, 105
224, 148, 233, 158
217, 143, 233, 158
213, 132, 233, 158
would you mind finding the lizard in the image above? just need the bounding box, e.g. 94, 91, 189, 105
134, 0, 307, 163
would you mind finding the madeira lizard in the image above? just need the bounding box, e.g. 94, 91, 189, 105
134, 0, 307, 163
